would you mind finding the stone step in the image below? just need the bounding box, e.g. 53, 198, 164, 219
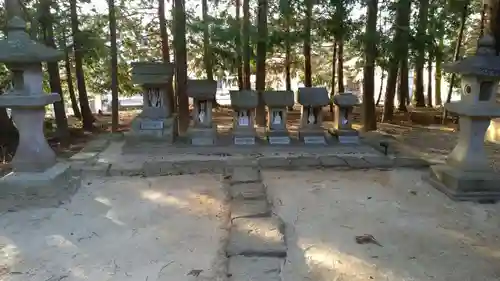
229, 182, 267, 200
227, 217, 286, 257
231, 199, 271, 220
228, 166, 261, 184
228, 256, 283, 281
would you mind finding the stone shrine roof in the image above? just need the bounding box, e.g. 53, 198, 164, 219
131, 62, 174, 85
187, 79, 217, 100
298, 87, 330, 106
444, 35, 500, 77
0, 17, 62, 63
332, 92, 359, 107
262, 90, 295, 107
230, 90, 259, 109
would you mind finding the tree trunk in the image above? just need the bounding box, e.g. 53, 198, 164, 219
362, 0, 378, 132
173, 0, 189, 133
427, 52, 433, 107
303, 0, 312, 87
397, 0, 411, 112
61, 29, 81, 119
70, 0, 95, 131
329, 42, 337, 113
242, 0, 251, 89
202, 0, 214, 80
337, 39, 345, 93
445, 0, 469, 104
159, 0, 176, 114
41, 0, 70, 145
414, 0, 429, 107
255, 0, 268, 126
398, 61, 408, 112
376, 70, 384, 106
108, 0, 119, 133
382, 59, 398, 121
235, 0, 243, 90
434, 37, 443, 106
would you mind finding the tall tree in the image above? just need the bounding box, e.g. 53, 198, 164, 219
362, 0, 378, 131
60, 28, 81, 119
159, 0, 176, 114
70, 0, 95, 130
173, 0, 190, 133
39, 0, 70, 144
413, 0, 429, 107
303, 0, 312, 87
255, 0, 268, 126
202, 0, 214, 80
242, 0, 251, 89
235, 0, 243, 89
108, 0, 119, 132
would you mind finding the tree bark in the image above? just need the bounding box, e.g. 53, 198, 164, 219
40, 0, 70, 145
159, 0, 176, 114
108, 0, 119, 133
376, 70, 384, 106
434, 37, 443, 106
235, 0, 243, 90
337, 39, 345, 93
329, 42, 337, 113
427, 52, 433, 107
202, 0, 214, 80
362, 0, 378, 131
61, 29, 81, 119
242, 0, 251, 89
173, 0, 190, 133
398, 60, 408, 112
255, 0, 268, 126
70, 0, 95, 131
303, 0, 312, 87
414, 0, 429, 107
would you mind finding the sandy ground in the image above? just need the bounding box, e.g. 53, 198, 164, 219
263, 169, 500, 281
0, 174, 228, 281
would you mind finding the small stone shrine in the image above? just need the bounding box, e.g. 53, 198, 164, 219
331, 92, 360, 143
230, 90, 258, 145
297, 87, 330, 144
263, 90, 294, 144
426, 34, 500, 202
0, 2, 76, 197
128, 62, 175, 142
187, 79, 218, 145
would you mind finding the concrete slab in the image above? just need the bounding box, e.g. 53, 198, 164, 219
0, 174, 228, 281
263, 169, 500, 281
228, 256, 283, 281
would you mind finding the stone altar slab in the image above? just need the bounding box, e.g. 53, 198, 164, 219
267, 130, 291, 145
188, 126, 217, 146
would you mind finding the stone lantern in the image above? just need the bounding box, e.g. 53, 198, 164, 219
128, 62, 175, 142
230, 90, 258, 145
427, 35, 500, 201
297, 87, 330, 144
331, 92, 360, 143
263, 90, 294, 145
187, 79, 217, 145
0, 16, 63, 172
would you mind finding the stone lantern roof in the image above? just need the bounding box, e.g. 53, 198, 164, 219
444, 35, 500, 77
0, 17, 63, 64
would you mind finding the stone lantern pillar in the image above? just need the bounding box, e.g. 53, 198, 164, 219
331, 92, 360, 143
297, 87, 330, 144
427, 35, 500, 201
128, 62, 175, 142
263, 90, 294, 145
230, 90, 258, 145
0, 16, 63, 172
187, 79, 217, 145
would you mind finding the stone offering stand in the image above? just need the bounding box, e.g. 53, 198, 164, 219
127, 62, 176, 143
187, 79, 218, 146
263, 90, 295, 145
230, 90, 259, 145
297, 87, 330, 144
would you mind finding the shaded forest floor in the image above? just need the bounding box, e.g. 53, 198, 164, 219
1, 106, 500, 174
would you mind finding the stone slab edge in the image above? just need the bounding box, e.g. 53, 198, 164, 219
68, 133, 119, 176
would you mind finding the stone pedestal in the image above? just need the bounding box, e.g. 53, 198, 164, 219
298, 87, 329, 144
330, 92, 360, 144
230, 90, 258, 145
127, 62, 175, 143
426, 35, 500, 202
263, 91, 294, 145
187, 80, 218, 145
0, 9, 74, 200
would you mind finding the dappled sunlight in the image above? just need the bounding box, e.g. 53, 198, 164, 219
439, 228, 500, 260
45, 235, 78, 249
299, 239, 402, 280
0, 238, 20, 271
94, 196, 112, 206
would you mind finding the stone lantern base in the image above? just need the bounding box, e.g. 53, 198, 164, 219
298, 128, 327, 145
0, 163, 79, 209
187, 126, 217, 146
329, 129, 359, 144
426, 164, 500, 202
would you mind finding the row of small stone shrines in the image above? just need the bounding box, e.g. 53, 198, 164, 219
127, 62, 359, 146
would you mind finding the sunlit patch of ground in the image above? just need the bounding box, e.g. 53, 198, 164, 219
0, 174, 228, 281
263, 169, 500, 281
